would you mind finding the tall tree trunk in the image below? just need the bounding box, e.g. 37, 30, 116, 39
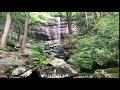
67, 12, 72, 35
9, 23, 14, 40
17, 23, 21, 43
21, 12, 29, 51
85, 12, 88, 27
92, 12, 97, 24
66, 12, 72, 47
1, 12, 11, 48
76, 12, 79, 34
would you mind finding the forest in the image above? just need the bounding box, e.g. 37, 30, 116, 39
0, 12, 119, 78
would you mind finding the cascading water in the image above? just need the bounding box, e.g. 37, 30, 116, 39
54, 26, 58, 40
45, 27, 51, 40
56, 17, 61, 44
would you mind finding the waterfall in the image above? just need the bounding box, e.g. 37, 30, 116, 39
56, 17, 61, 44
45, 27, 51, 40
54, 26, 57, 40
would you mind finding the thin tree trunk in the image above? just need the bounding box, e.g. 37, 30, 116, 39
92, 12, 97, 24
21, 12, 29, 51
66, 12, 72, 47
67, 12, 72, 35
1, 12, 11, 48
76, 12, 79, 34
85, 12, 88, 27
99, 12, 102, 18
9, 23, 14, 40
17, 23, 21, 43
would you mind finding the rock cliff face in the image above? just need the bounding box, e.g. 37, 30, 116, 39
29, 17, 76, 42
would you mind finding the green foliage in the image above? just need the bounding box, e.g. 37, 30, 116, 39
30, 43, 46, 60
7, 38, 15, 47
12, 12, 26, 24
33, 43, 45, 52
0, 45, 12, 51
29, 12, 50, 25
30, 60, 48, 68
30, 50, 46, 60
8, 64, 17, 71
0, 47, 10, 52
68, 13, 119, 72
29, 42, 48, 68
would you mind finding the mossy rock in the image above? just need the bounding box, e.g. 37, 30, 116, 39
93, 72, 105, 78
104, 67, 119, 73
93, 67, 119, 78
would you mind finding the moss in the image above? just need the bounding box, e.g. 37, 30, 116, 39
93, 72, 105, 78
94, 67, 119, 78
111, 73, 119, 78
104, 67, 119, 73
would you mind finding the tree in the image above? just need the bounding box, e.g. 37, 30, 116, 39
67, 12, 72, 35
92, 12, 97, 24
21, 12, 29, 51
85, 12, 88, 27
59, 12, 73, 35
1, 12, 12, 48
68, 12, 119, 71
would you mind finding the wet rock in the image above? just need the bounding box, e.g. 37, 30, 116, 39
93, 67, 119, 78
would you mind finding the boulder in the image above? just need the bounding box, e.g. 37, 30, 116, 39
39, 58, 78, 78
11, 66, 31, 76
11, 65, 37, 78
38, 65, 77, 78
20, 69, 33, 78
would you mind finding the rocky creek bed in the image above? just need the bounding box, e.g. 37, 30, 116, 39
0, 40, 119, 78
